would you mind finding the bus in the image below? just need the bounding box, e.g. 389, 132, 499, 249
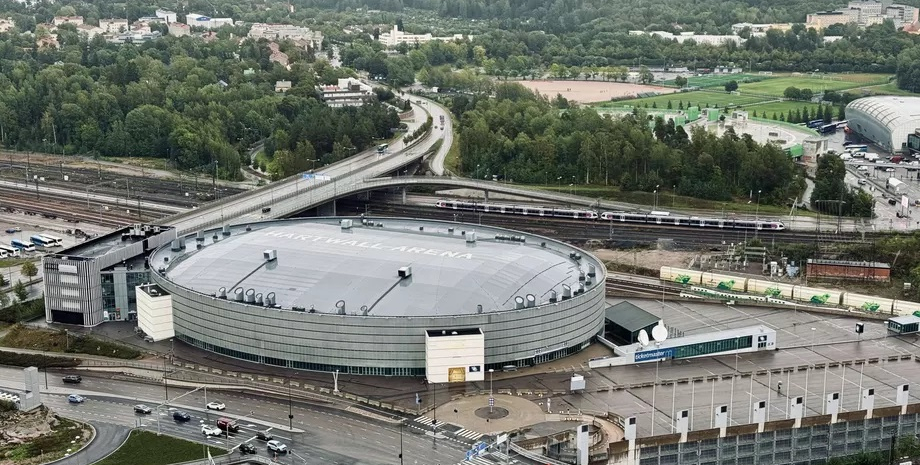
806, 119, 824, 129
0, 245, 20, 257
376, 144, 388, 155
819, 123, 837, 134
845, 144, 868, 153
39, 233, 63, 247
30, 235, 55, 248
11, 239, 35, 252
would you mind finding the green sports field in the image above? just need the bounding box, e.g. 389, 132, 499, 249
738, 75, 890, 96
603, 91, 768, 110
743, 101, 831, 119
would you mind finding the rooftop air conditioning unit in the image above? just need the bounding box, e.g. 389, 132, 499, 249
341, 219, 353, 229
398, 266, 412, 279
264, 249, 277, 261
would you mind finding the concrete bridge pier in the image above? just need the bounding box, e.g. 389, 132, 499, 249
401, 187, 407, 204
484, 190, 489, 202
316, 200, 337, 216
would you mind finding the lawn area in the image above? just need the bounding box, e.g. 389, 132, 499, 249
0, 325, 141, 359
856, 81, 919, 96
743, 101, 829, 119
0, 412, 93, 464
600, 90, 769, 110
251, 149, 272, 171
93, 430, 227, 465
0, 258, 35, 268
661, 73, 765, 88
738, 74, 889, 96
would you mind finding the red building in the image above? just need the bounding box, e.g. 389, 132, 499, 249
806, 258, 890, 282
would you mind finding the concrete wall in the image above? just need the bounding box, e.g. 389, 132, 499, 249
137, 286, 174, 341
425, 330, 484, 383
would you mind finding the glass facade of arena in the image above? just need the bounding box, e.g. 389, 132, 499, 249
672, 336, 753, 359
909, 132, 920, 154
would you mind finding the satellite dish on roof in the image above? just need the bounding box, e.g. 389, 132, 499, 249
652, 320, 668, 343
638, 329, 650, 347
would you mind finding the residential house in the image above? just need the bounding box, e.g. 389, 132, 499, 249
275, 80, 292, 93
317, 78, 374, 107
53, 16, 83, 27
248, 23, 323, 50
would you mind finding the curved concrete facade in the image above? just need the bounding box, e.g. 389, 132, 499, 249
149, 218, 606, 376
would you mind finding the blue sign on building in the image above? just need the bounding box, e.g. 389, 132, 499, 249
634, 347, 675, 362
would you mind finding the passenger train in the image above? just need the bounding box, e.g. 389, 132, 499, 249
435, 199, 786, 231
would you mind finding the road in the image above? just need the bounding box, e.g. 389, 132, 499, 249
0, 368, 470, 465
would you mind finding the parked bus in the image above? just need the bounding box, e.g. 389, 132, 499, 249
0, 245, 21, 257
806, 119, 823, 129
11, 239, 35, 252
376, 144, 388, 155
845, 145, 868, 153
30, 235, 55, 248
819, 123, 837, 134
39, 233, 63, 247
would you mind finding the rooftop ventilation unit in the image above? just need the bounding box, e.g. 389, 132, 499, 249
477, 304, 483, 314
361, 305, 369, 316
448, 228, 454, 234
212, 233, 219, 241
586, 275, 593, 286
549, 290, 558, 303
264, 249, 277, 261
158, 267, 166, 273
244, 289, 255, 303
514, 296, 525, 309
233, 287, 244, 302
196, 231, 205, 242
588, 264, 596, 278
292, 306, 306, 312
335, 300, 346, 315
217, 287, 227, 299
153, 226, 161, 233
398, 266, 412, 279
525, 294, 536, 308
255, 293, 263, 305
466, 231, 477, 243
419, 226, 424, 231
222, 225, 231, 236
170, 239, 181, 251
265, 292, 276, 307
579, 270, 586, 281
562, 284, 572, 300
163, 257, 169, 263
341, 219, 353, 229
246, 225, 252, 232
577, 282, 585, 295
196, 243, 203, 250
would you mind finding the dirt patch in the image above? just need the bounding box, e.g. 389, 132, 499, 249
592, 248, 696, 272
517, 80, 678, 104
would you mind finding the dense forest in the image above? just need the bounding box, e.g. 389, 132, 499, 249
454, 82, 804, 204
0, 18, 398, 180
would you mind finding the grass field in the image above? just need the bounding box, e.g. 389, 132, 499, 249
94, 431, 227, 465
662, 73, 765, 88
856, 81, 919, 96
738, 75, 889, 96
602, 91, 768, 110
1, 325, 141, 359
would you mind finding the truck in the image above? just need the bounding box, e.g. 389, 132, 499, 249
888, 177, 905, 192
865, 153, 879, 162
891, 156, 904, 163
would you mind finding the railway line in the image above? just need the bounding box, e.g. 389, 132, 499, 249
0, 184, 170, 229
0, 159, 248, 209
333, 199, 877, 247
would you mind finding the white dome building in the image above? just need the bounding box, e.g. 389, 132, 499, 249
845, 96, 920, 152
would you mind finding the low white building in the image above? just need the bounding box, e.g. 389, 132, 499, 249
317, 78, 374, 107
0, 17, 16, 33
377, 25, 466, 48
155, 9, 177, 23
249, 23, 323, 50
99, 18, 128, 33
185, 13, 234, 30
53, 16, 83, 27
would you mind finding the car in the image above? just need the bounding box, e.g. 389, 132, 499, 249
202, 425, 222, 437
888, 198, 898, 205
62, 375, 82, 384
239, 443, 257, 455
267, 440, 288, 454
255, 431, 274, 441
857, 166, 868, 171
173, 411, 191, 422
886, 168, 896, 172
67, 394, 84, 403
5, 227, 20, 233
858, 179, 868, 185
206, 401, 225, 411
216, 417, 239, 432
134, 404, 152, 414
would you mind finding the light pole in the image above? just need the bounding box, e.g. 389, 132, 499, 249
754, 189, 762, 238
654, 185, 659, 210
288, 383, 293, 431
488, 369, 495, 413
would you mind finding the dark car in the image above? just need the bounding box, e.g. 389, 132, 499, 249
255, 431, 273, 441
239, 443, 257, 455
62, 375, 82, 384
134, 404, 152, 414
173, 411, 191, 422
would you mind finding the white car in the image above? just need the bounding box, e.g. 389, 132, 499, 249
267, 440, 288, 454
206, 401, 226, 411
885, 168, 895, 172
201, 425, 222, 436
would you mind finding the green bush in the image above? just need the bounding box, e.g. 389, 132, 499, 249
0, 299, 45, 324
0, 399, 15, 412
94, 430, 227, 465
0, 351, 79, 368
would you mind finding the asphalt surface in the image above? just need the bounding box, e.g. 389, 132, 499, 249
51, 420, 131, 465
0, 369, 471, 465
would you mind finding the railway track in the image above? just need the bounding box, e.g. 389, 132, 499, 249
334, 199, 875, 246
605, 275, 685, 298
0, 185, 159, 228
0, 159, 248, 209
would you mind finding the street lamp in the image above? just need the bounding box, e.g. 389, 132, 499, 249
654, 185, 660, 210
488, 369, 494, 413
754, 189, 762, 238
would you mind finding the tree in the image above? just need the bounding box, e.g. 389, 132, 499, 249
800, 88, 814, 101
638, 66, 654, 84
0, 289, 8, 308
783, 86, 802, 100
724, 80, 739, 92
21, 262, 37, 289
674, 76, 688, 88
0, 273, 6, 288
667, 100, 673, 109
13, 280, 27, 302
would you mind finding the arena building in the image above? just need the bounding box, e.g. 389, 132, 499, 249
146, 217, 606, 377
845, 96, 920, 153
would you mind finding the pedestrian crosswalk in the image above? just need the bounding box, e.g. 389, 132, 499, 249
455, 428, 484, 440
412, 416, 484, 441
455, 453, 518, 465
458, 457, 496, 465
